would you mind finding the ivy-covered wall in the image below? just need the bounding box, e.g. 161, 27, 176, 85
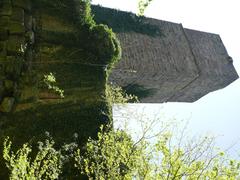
0, 0, 121, 178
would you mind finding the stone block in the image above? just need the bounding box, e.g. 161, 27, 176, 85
25, 31, 34, 44
24, 48, 33, 62
0, 3, 12, 16
11, 7, 24, 23
0, 97, 15, 112
0, 81, 4, 98
4, 79, 15, 91
32, 18, 36, 32
0, 28, 9, 40
24, 14, 32, 30
0, 16, 10, 27
18, 86, 38, 102
4, 56, 23, 77
0, 60, 4, 76
6, 36, 25, 55
12, 0, 31, 11
0, 42, 6, 52
8, 21, 25, 35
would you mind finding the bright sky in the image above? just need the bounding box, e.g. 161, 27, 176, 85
92, 0, 240, 157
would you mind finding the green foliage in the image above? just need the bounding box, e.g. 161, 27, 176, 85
88, 24, 121, 67
138, 0, 154, 16
106, 84, 139, 105
3, 136, 63, 180
77, 0, 96, 27
123, 83, 157, 100
76, 127, 240, 179
2, 124, 240, 179
75, 125, 142, 179
74, 124, 240, 179
43, 72, 64, 98
92, 5, 162, 37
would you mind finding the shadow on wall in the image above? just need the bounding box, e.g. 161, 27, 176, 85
123, 83, 157, 100
92, 5, 162, 37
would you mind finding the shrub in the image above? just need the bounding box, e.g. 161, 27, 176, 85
3, 137, 63, 180
42, 72, 64, 98
106, 84, 139, 105
3, 123, 240, 179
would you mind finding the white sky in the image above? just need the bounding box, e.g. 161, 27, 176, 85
92, 0, 240, 157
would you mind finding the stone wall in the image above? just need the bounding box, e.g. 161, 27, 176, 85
0, 0, 35, 112
168, 29, 239, 102
109, 20, 200, 102
0, 2, 119, 178
92, 6, 239, 103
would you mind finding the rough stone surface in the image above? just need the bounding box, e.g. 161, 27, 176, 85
168, 29, 239, 102
93, 6, 239, 103
0, 97, 15, 112
0, 0, 34, 113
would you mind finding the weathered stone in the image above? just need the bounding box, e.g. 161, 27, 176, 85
11, 7, 24, 22
92, 6, 239, 103
8, 21, 25, 35
25, 48, 33, 63
0, 16, 10, 27
12, 0, 31, 11
32, 17, 36, 32
25, 31, 34, 44
6, 36, 25, 55
0, 42, 6, 52
24, 14, 32, 30
18, 86, 38, 102
0, 81, 4, 99
0, 97, 15, 112
0, 28, 8, 40
4, 56, 23, 77
4, 79, 15, 90
0, 3, 12, 16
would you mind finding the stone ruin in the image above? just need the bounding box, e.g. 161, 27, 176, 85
92, 5, 239, 103
0, 2, 239, 113
0, 2, 239, 178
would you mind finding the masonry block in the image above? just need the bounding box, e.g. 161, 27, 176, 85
18, 86, 38, 102
0, 3, 12, 16
6, 36, 25, 55
0, 28, 9, 41
4, 56, 23, 78
0, 16, 9, 27
25, 31, 34, 44
0, 97, 15, 112
12, 0, 31, 11
8, 21, 25, 35
4, 79, 15, 91
11, 7, 24, 22
24, 14, 32, 30
0, 42, 5, 52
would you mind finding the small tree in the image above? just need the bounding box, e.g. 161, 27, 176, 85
3, 137, 63, 180
106, 84, 139, 105
74, 120, 240, 179
138, 0, 154, 16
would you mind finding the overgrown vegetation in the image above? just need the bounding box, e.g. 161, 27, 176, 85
0, 0, 121, 178
3, 122, 240, 179
138, 0, 154, 16
2, 0, 239, 179
3, 136, 63, 180
123, 83, 157, 100
42, 72, 64, 98
92, 5, 162, 37
106, 84, 139, 105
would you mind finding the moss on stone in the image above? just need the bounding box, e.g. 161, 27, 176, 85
0, 97, 15, 112
0, 0, 121, 178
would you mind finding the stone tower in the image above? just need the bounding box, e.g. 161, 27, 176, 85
92, 5, 239, 103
